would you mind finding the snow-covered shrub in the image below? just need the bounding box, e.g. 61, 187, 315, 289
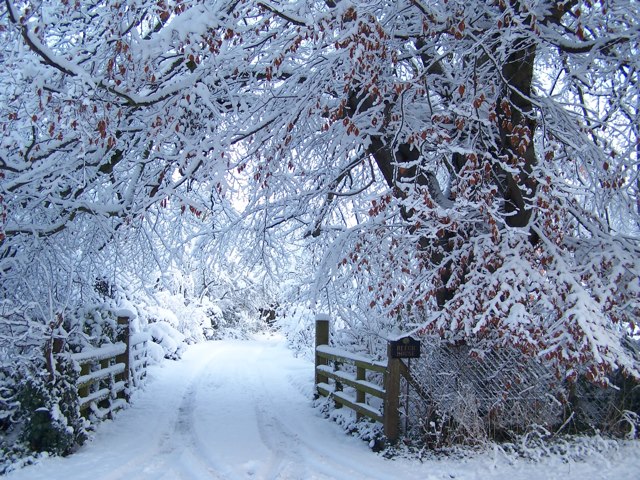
619, 411, 640, 440
75, 305, 120, 348
277, 305, 316, 358
1, 356, 86, 463
201, 297, 264, 340
564, 368, 640, 438
145, 341, 166, 364
133, 295, 189, 360
147, 321, 187, 360
0, 360, 36, 475
131, 280, 255, 355
150, 291, 212, 343
204, 302, 226, 336
499, 428, 620, 463
0, 365, 20, 438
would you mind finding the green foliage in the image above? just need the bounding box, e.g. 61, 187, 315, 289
80, 307, 119, 346
15, 358, 86, 456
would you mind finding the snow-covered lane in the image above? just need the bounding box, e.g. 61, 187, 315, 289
7, 336, 640, 480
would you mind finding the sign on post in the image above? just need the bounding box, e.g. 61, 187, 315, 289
389, 336, 421, 359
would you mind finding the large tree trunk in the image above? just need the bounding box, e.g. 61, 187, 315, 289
343, 33, 538, 308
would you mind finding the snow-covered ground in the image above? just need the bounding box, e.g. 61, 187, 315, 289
7, 335, 640, 480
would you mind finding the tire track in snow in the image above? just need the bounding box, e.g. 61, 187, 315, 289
152, 380, 232, 480
187, 341, 280, 479
254, 405, 307, 480
254, 404, 344, 480
253, 392, 393, 480
97, 347, 228, 480
248, 341, 395, 480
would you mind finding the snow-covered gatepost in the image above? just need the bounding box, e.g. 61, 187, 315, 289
115, 315, 131, 401
314, 313, 330, 386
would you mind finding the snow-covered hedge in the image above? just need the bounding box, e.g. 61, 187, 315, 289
0, 350, 87, 474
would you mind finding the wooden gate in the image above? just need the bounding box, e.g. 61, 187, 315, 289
66, 315, 150, 419
314, 314, 407, 442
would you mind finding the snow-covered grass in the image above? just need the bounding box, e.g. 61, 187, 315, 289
5, 335, 640, 480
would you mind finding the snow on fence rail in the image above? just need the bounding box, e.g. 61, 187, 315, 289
73, 342, 127, 416
65, 315, 150, 419
130, 332, 150, 388
315, 345, 386, 423
315, 315, 405, 441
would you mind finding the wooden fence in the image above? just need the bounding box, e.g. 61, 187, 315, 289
315, 315, 406, 442
69, 315, 150, 419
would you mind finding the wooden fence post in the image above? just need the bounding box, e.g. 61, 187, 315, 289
315, 314, 330, 388
77, 361, 90, 404
356, 366, 366, 420
384, 342, 401, 442
116, 316, 131, 400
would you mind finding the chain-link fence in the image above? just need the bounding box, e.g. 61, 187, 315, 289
398, 336, 640, 447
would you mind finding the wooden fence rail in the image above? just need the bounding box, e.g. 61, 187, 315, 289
315, 345, 386, 423
130, 332, 150, 388
66, 315, 149, 419
73, 342, 127, 417
314, 315, 403, 441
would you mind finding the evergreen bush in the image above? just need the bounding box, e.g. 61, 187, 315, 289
15, 357, 86, 456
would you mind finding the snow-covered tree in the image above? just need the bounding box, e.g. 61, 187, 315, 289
2, 0, 638, 384
223, 0, 640, 381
